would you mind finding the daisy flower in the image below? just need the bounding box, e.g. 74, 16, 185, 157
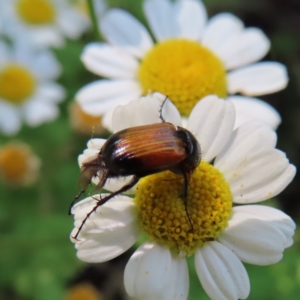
0, 0, 89, 48
0, 141, 41, 186
0, 40, 65, 135
76, 0, 287, 131
71, 93, 296, 300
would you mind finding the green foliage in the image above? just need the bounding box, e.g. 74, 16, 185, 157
1, 0, 300, 299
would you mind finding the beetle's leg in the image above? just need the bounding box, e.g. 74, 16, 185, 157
159, 95, 169, 123
181, 170, 194, 232
69, 189, 86, 215
72, 175, 140, 240
70, 167, 109, 215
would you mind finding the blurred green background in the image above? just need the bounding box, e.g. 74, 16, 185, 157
1, 0, 300, 299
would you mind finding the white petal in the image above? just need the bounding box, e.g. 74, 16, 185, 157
76, 79, 142, 116
81, 42, 139, 79
144, 0, 207, 41
232, 156, 295, 204
100, 9, 153, 58
36, 82, 65, 103
202, 13, 243, 53
0, 100, 21, 135
231, 205, 295, 247
227, 62, 288, 96
57, 9, 89, 39
104, 176, 137, 195
219, 205, 295, 265
215, 121, 277, 174
173, 0, 207, 40
78, 139, 105, 185
229, 96, 281, 130
216, 28, 270, 70
30, 27, 65, 48
71, 195, 140, 263
23, 100, 59, 126
112, 92, 181, 132
87, 138, 106, 150
31, 49, 62, 80
78, 148, 100, 167
144, 0, 175, 41
216, 139, 296, 203
187, 95, 235, 162
195, 241, 250, 300
124, 242, 189, 300
101, 107, 114, 132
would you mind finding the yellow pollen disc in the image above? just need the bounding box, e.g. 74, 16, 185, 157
134, 161, 232, 256
66, 283, 102, 300
0, 64, 36, 104
138, 39, 227, 116
17, 0, 55, 25
0, 143, 40, 186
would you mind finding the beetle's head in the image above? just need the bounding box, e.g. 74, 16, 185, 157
79, 155, 108, 191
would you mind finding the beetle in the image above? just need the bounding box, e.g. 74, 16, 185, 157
72, 97, 201, 239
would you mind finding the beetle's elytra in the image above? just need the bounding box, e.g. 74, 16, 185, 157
72, 98, 201, 239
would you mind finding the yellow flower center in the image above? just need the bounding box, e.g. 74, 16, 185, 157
66, 283, 102, 300
69, 102, 105, 136
73, 0, 89, 15
17, 0, 56, 25
0, 143, 40, 186
138, 39, 227, 116
0, 64, 36, 104
135, 161, 232, 256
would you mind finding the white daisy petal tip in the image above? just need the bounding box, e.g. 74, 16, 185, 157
75, 78, 141, 116
195, 241, 250, 300
187, 95, 235, 162
86, 138, 106, 150
202, 12, 244, 52
219, 205, 296, 266
80, 42, 139, 79
231, 153, 296, 205
111, 92, 181, 132
77, 148, 98, 167
229, 96, 281, 130
228, 62, 288, 96
173, 0, 208, 40
100, 8, 153, 58
124, 241, 189, 300
223, 27, 271, 70
71, 195, 140, 263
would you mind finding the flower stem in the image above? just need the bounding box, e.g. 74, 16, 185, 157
87, 0, 101, 40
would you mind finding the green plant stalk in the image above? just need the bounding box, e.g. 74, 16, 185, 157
87, 0, 101, 40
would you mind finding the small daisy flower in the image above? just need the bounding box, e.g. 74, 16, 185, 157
0, 0, 89, 48
76, 0, 286, 131
71, 93, 296, 300
69, 102, 106, 136
0, 141, 41, 186
0, 40, 65, 135
66, 283, 102, 300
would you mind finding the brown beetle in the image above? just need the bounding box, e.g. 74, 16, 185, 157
72, 98, 201, 239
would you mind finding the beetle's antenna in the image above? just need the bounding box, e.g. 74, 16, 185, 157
159, 95, 169, 123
